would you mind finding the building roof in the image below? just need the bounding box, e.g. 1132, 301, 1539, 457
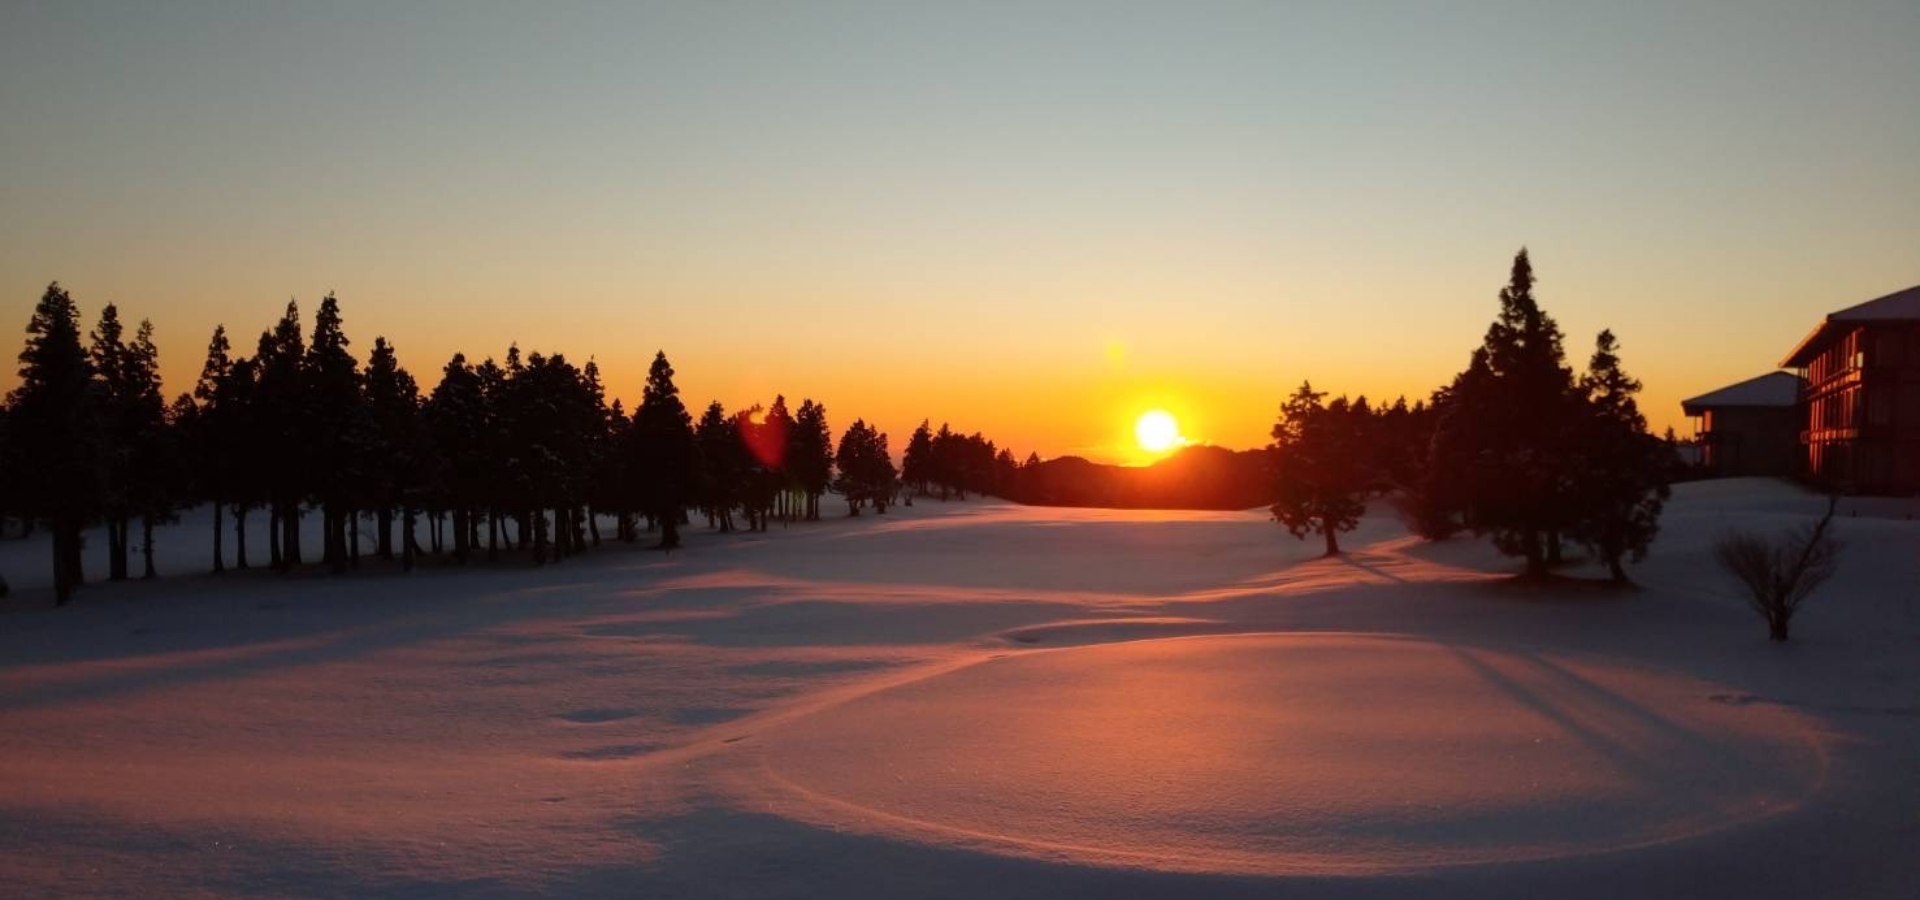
1780, 284, 1920, 367
1680, 371, 1804, 415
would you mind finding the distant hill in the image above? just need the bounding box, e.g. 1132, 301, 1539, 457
1012, 445, 1274, 511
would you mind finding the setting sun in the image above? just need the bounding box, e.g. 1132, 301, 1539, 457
1134, 410, 1183, 453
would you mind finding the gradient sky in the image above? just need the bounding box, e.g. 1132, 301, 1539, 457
3, 1, 1916, 463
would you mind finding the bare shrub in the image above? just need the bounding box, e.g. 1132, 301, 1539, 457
1714, 498, 1842, 642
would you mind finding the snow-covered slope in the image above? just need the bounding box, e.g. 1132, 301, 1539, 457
0, 478, 1915, 898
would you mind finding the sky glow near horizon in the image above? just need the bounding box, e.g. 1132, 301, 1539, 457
2, 1, 1916, 463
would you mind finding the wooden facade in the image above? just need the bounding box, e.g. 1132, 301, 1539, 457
1782, 287, 1920, 495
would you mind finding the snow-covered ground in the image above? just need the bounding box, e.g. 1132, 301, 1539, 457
1, 479, 1916, 899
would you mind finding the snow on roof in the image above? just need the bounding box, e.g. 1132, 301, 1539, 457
1680, 371, 1804, 414
1781, 284, 1920, 367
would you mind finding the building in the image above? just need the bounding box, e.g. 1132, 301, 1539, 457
1680, 372, 1804, 478
1780, 285, 1920, 493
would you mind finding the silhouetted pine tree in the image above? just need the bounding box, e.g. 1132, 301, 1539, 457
363, 337, 424, 564
1269, 382, 1367, 556
633, 351, 694, 549
579, 359, 614, 547
303, 294, 361, 571
763, 395, 796, 521
256, 303, 308, 570
89, 306, 166, 580
9, 283, 100, 603
1425, 249, 1579, 578
833, 419, 897, 515
694, 401, 741, 532
125, 320, 173, 579
790, 399, 833, 520
600, 398, 637, 542
1568, 330, 1671, 583
221, 354, 265, 569
735, 404, 783, 531
191, 326, 234, 572
427, 353, 487, 563
902, 420, 933, 498
930, 423, 958, 499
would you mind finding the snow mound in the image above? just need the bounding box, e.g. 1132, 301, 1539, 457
746, 633, 1826, 875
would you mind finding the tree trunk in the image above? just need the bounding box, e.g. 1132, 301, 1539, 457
452, 507, 470, 563
281, 502, 302, 568
377, 509, 394, 560
234, 505, 250, 570
211, 500, 226, 574
348, 511, 360, 567
140, 515, 157, 579
1323, 527, 1340, 557
1521, 527, 1547, 579
269, 506, 282, 568
108, 518, 128, 582
659, 512, 681, 550
1608, 556, 1629, 585
51, 518, 78, 605
401, 505, 416, 573
1546, 530, 1564, 565
588, 509, 602, 546
1769, 609, 1791, 642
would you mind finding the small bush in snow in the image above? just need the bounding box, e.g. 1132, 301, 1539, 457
1714, 499, 1842, 642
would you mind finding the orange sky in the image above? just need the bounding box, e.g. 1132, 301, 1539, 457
3, 3, 1916, 464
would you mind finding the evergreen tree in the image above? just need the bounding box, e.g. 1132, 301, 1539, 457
89, 303, 135, 580
125, 320, 172, 579
790, 399, 834, 520
221, 354, 265, 569
833, 419, 897, 515
1269, 382, 1367, 556
363, 336, 424, 564
1569, 330, 1671, 583
694, 400, 741, 532
427, 353, 487, 563
8, 283, 100, 603
902, 419, 934, 497
305, 293, 362, 570
192, 326, 234, 573
1424, 249, 1579, 577
633, 351, 694, 549
256, 303, 308, 569
762, 395, 796, 521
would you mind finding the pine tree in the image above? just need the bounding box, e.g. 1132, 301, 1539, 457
694, 401, 741, 532
192, 326, 234, 573
9, 283, 100, 603
789, 399, 834, 520
89, 304, 136, 580
221, 354, 264, 569
1269, 382, 1367, 556
633, 351, 694, 549
1569, 330, 1671, 583
305, 293, 361, 570
833, 419, 897, 515
257, 303, 307, 570
363, 337, 424, 564
427, 353, 487, 563
125, 320, 171, 579
902, 420, 933, 499
1425, 249, 1579, 578
763, 395, 796, 521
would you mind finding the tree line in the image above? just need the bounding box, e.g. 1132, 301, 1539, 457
0, 284, 1027, 604
1268, 249, 1674, 582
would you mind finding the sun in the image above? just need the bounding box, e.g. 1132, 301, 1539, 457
1134, 409, 1183, 453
